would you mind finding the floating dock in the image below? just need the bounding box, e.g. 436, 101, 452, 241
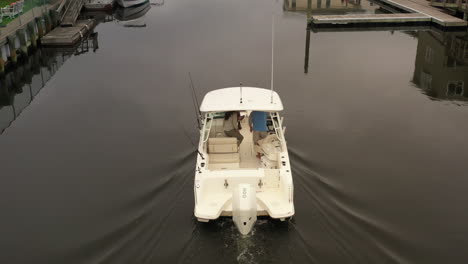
41, 19, 96, 46
309, 0, 468, 29
379, 0, 467, 27
311, 13, 431, 25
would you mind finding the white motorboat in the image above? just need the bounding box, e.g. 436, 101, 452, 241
114, 1, 151, 27
115, 0, 148, 8
84, 0, 113, 10
194, 87, 295, 235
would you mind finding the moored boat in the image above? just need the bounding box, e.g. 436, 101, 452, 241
194, 87, 295, 235
115, 0, 149, 8
114, 1, 151, 27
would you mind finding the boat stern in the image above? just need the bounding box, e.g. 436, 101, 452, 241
232, 184, 257, 235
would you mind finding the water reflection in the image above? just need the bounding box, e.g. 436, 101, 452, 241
413, 31, 468, 102
0, 34, 99, 134
304, 27, 468, 102
0, 1, 163, 135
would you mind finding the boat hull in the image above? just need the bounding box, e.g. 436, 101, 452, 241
194, 168, 295, 222
116, 0, 149, 8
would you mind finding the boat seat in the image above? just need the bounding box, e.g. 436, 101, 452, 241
208, 137, 238, 153
208, 137, 240, 169
210, 153, 240, 163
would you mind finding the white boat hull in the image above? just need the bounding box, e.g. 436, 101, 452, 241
194, 168, 295, 221
194, 90, 295, 235
116, 0, 148, 8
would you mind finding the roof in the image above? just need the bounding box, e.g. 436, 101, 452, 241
200, 87, 283, 112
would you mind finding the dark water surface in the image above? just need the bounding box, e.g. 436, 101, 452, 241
1, 0, 468, 263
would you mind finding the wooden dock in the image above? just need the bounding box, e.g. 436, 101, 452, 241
311, 13, 431, 25
309, 0, 467, 28
309, 24, 433, 33
379, 0, 467, 27
41, 19, 96, 46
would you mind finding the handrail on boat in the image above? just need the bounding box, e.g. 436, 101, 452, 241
270, 112, 285, 145
202, 113, 213, 143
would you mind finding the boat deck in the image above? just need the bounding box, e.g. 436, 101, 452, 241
207, 116, 261, 170
238, 119, 261, 169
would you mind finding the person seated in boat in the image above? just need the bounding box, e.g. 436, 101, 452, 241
223, 111, 244, 146
249, 111, 269, 158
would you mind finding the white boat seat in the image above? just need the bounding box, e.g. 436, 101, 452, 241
209, 137, 240, 168
210, 153, 240, 164
208, 137, 238, 154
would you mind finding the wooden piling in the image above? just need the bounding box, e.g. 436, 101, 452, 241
36, 17, 45, 38
44, 14, 52, 33
17, 29, 28, 56
7, 36, 17, 64
0, 48, 4, 74
27, 22, 38, 49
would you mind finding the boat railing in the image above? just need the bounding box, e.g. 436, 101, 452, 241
201, 113, 213, 143
270, 112, 285, 145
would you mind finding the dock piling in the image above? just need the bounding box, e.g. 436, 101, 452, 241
7, 36, 17, 64
18, 29, 28, 56
0, 49, 4, 74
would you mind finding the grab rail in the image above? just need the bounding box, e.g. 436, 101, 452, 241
270, 112, 285, 144
202, 113, 213, 143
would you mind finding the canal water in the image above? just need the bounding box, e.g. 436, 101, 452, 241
1, 0, 468, 263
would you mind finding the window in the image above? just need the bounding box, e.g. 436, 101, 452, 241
447, 81, 464, 96
425, 46, 434, 64
420, 71, 432, 90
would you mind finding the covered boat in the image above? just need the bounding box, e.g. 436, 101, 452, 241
194, 87, 294, 235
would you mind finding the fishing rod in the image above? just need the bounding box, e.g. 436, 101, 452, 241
188, 72, 202, 129
183, 128, 205, 160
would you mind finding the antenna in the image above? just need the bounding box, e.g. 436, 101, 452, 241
188, 72, 201, 129
240, 82, 243, 103
270, 14, 275, 104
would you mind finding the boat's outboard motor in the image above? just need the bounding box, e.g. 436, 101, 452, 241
232, 184, 257, 235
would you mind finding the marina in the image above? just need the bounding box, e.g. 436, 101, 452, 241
0, 0, 154, 73
1, 0, 468, 263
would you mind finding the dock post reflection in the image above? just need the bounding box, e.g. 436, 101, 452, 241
0, 33, 100, 135
304, 27, 310, 74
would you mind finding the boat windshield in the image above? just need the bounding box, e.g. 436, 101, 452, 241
202, 111, 285, 143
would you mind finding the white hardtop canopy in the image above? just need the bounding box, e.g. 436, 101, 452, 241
200, 87, 283, 112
